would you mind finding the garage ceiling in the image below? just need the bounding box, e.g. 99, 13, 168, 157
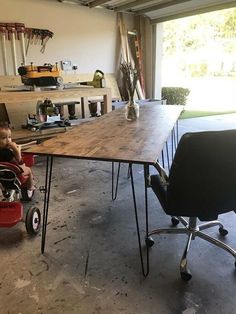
56, 0, 236, 23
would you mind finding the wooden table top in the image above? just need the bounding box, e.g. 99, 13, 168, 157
25, 104, 183, 165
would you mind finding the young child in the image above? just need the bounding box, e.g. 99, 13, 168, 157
0, 122, 35, 198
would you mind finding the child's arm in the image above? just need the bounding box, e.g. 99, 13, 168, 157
7, 142, 22, 163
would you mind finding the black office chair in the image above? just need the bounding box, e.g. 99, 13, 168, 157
147, 129, 236, 281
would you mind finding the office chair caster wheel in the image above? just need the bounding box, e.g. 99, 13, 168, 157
145, 236, 155, 247
25, 207, 41, 235
171, 217, 179, 226
219, 227, 228, 236
180, 271, 192, 281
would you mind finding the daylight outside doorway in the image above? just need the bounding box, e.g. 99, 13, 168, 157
161, 7, 236, 113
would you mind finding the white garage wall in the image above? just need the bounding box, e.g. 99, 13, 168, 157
0, 0, 134, 76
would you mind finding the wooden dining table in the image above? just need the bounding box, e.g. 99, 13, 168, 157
25, 103, 183, 276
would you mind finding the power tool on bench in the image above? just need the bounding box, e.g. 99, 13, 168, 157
18, 62, 63, 89
79, 69, 105, 88
26, 98, 70, 131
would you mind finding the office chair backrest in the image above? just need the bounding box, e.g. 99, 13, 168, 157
167, 129, 236, 221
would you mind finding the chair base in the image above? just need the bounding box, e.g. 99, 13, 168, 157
147, 216, 236, 281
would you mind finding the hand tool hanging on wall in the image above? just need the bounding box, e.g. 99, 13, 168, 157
25, 28, 54, 56
6, 23, 18, 75
15, 23, 26, 65
40, 30, 54, 53
0, 22, 54, 75
0, 23, 9, 75
25, 28, 30, 56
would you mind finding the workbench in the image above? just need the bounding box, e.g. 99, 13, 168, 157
0, 86, 112, 129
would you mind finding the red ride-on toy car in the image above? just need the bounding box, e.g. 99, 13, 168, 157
0, 154, 41, 235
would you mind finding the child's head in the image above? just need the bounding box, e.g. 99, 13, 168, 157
0, 122, 12, 149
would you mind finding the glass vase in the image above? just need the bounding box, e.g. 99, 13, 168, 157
125, 100, 139, 121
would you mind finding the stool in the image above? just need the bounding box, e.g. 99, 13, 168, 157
54, 101, 80, 120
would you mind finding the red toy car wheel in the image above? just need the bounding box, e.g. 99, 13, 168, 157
25, 207, 41, 235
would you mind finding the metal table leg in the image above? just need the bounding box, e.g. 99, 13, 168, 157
111, 162, 130, 200
111, 162, 121, 200
129, 163, 149, 277
41, 155, 53, 254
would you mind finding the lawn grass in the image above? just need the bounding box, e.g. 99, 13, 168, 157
180, 109, 236, 119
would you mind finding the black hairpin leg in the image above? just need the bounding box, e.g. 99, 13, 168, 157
127, 165, 131, 179
41, 155, 53, 254
129, 163, 149, 277
176, 119, 179, 143
173, 125, 177, 149
171, 128, 175, 160
165, 142, 170, 170
173, 121, 179, 148
170, 120, 180, 166
111, 162, 121, 200
161, 150, 165, 168
112, 162, 131, 200
172, 120, 179, 157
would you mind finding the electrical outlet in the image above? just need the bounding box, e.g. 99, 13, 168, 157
61, 60, 72, 71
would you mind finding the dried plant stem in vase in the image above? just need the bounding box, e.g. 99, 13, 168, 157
120, 62, 139, 121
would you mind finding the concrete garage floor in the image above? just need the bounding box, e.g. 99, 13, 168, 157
1, 114, 236, 314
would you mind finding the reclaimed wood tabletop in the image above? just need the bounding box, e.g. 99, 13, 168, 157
25, 104, 183, 165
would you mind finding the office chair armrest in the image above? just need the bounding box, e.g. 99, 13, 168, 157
153, 162, 169, 185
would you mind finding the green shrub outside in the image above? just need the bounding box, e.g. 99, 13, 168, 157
161, 87, 190, 105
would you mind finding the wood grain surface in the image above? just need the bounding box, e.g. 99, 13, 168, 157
25, 104, 183, 165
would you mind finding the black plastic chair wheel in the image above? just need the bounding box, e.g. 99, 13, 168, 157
180, 271, 192, 281
25, 207, 41, 235
171, 217, 180, 226
219, 226, 228, 236
145, 236, 155, 248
